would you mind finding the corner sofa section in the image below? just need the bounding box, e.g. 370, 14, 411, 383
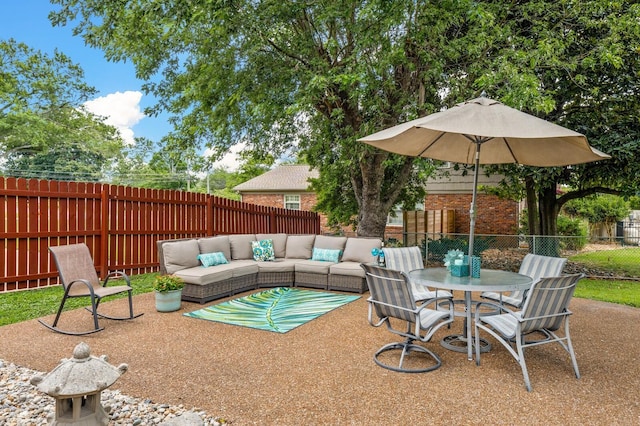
156, 234, 381, 303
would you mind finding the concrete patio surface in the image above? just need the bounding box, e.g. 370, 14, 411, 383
1, 290, 638, 425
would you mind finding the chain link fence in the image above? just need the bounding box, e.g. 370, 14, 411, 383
386, 232, 640, 280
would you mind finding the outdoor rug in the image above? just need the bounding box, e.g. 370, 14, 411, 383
183, 287, 360, 333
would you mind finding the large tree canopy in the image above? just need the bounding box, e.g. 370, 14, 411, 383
0, 39, 125, 181
49, 0, 640, 236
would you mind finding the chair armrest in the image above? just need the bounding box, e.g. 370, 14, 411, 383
474, 301, 517, 322
103, 270, 131, 287
67, 279, 97, 296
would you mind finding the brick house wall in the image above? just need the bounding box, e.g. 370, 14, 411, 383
425, 193, 518, 235
241, 193, 331, 232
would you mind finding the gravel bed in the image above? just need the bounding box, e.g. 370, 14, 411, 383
1, 291, 639, 425
0, 359, 223, 425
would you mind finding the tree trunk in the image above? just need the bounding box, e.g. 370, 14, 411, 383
525, 176, 539, 235
354, 151, 414, 239
537, 182, 561, 256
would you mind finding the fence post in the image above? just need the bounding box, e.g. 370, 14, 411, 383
99, 186, 109, 279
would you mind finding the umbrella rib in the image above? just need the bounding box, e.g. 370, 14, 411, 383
502, 137, 519, 162
416, 131, 446, 157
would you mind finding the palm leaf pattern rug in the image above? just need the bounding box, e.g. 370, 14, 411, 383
184, 287, 360, 333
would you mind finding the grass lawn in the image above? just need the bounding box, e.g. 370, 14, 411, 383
569, 247, 640, 277
0, 273, 157, 327
575, 278, 640, 308
2, 250, 640, 328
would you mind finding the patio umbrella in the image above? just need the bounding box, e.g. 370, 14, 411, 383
358, 95, 610, 259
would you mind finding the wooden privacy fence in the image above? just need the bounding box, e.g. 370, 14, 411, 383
403, 210, 456, 246
0, 177, 320, 292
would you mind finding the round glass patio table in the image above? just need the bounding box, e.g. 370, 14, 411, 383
408, 268, 533, 361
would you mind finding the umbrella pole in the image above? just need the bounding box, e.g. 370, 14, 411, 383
468, 141, 481, 260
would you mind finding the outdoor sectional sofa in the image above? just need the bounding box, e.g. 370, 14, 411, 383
156, 234, 382, 303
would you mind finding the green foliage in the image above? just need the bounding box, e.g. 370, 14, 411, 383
0, 39, 125, 181
425, 236, 491, 262
48, 1, 640, 237
564, 195, 630, 225
556, 215, 588, 251
629, 196, 640, 210
153, 274, 185, 292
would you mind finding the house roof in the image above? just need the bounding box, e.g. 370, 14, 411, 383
233, 164, 319, 192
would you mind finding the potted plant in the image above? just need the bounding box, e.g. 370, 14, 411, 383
153, 274, 185, 312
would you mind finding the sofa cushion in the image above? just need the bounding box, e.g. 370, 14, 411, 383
314, 235, 347, 251
285, 235, 316, 259
174, 265, 235, 285
229, 260, 260, 277
198, 236, 231, 261
163, 240, 200, 274
256, 233, 288, 258
330, 262, 366, 278
341, 237, 382, 263
251, 239, 276, 261
256, 259, 298, 273
295, 260, 334, 274
197, 252, 229, 267
311, 248, 342, 263
229, 234, 257, 260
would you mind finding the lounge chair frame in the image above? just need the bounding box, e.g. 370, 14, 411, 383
38, 243, 143, 335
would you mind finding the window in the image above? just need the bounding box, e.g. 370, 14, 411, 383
284, 194, 301, 210
386, 203, 424, 226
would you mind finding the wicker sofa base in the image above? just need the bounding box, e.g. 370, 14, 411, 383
231, 274, 258, 294
295, 272, 328, 290
328, 274, 367, 293
258, 271, 295, 288
182, 281, 233, 304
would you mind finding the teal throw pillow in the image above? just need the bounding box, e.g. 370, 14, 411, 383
311, 248, 342, 263
197, 252, 229, 267
251, 239, 275, 261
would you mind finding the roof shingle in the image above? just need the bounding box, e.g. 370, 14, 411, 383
233, 165, 319, 192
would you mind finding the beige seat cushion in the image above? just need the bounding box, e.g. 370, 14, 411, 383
163, 240, 201, 274
198, 236, 231, 261
285, 235, 316, 259
313, 235, 347, 251
329, 262, 366, 278
341, 237, 381, 263
229, 260, 259, 277
229, 234, 257, 260
256, 259, 299, 273
294, 259, 334, 274
175, 265, 235, 285
256, 233, 288, 258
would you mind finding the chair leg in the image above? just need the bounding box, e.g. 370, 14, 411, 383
90, 290, 144, 321
516, 336, 532, 392
558, 318, 580, 379
374, 339, 442, 373
38, 293, 105, 336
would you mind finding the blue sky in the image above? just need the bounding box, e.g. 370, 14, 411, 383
0, 0, 170, 144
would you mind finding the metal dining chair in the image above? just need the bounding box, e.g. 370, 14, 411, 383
362, 264, 454, 373
474, 273, 583, 391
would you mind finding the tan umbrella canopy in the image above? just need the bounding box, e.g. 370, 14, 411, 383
359, 95, 610, 258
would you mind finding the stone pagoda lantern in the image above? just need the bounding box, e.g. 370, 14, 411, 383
31, 342, 128, 425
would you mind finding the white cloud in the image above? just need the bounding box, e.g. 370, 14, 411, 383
84, 91, 146, 145
206, 143, 245, 171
